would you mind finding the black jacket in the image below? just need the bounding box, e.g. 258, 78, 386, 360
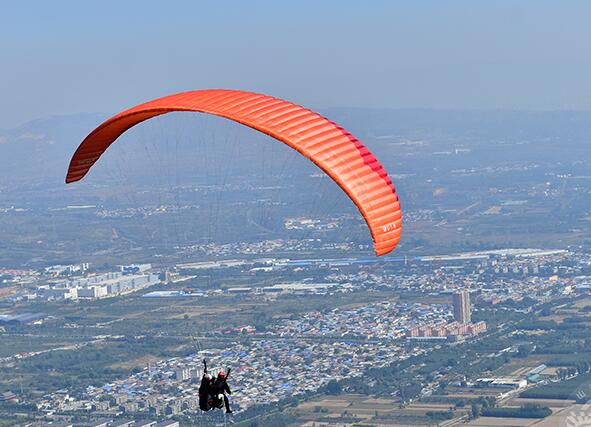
199, 377, 213, 395
210, 378, 231, 395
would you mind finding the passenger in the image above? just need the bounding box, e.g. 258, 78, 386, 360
198, 360, 214, 411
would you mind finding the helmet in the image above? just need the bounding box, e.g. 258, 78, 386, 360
218, 371, 226, 378
204, 373, 212, 380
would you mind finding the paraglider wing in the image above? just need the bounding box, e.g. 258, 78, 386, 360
66, 89, 402, 255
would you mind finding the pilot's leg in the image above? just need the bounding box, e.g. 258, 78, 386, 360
223, 394, 232, 413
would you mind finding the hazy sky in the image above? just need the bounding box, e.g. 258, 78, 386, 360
2, 0, 590, 128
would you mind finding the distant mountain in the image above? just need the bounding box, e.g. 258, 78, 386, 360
0, 113, 105, 186
1, 109, 590, 190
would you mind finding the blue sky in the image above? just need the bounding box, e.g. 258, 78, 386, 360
2, 0, 590, 128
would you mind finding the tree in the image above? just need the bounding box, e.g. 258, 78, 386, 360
471, 403, 481, 419
326, 380, 342, 395
517, 344, 534, 358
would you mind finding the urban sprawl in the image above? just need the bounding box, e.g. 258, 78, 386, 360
1, 247, 589, 425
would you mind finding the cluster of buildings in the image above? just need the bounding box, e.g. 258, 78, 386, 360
174, 237, 356, 258
96, 204, 191, 219
44, 263, 90, 276
48, 338, 419, 417
19, 419, 179, 427
36, 295, 491, 418
471, 364, 552, 394
20, 265, 160, 302
284, 216, 342, 230
33, 272, 160, 301
267, 301, 451, 340
318, 250, 589, 308
405, 290, 486, 340
39, 297, 471, 417
406, 320, 487, 340
1, 262, 164, 304
475, 377, 528, 389
0, 312, 46, 325
0, 267, 36, 279
228, 281, 349, 296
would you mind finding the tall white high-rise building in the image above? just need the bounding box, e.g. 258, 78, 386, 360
453, 290, 471, 323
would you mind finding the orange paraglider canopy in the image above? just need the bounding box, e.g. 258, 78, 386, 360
66, 89, 402, 255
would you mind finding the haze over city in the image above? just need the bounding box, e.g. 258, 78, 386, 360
1, 2, 591, 427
